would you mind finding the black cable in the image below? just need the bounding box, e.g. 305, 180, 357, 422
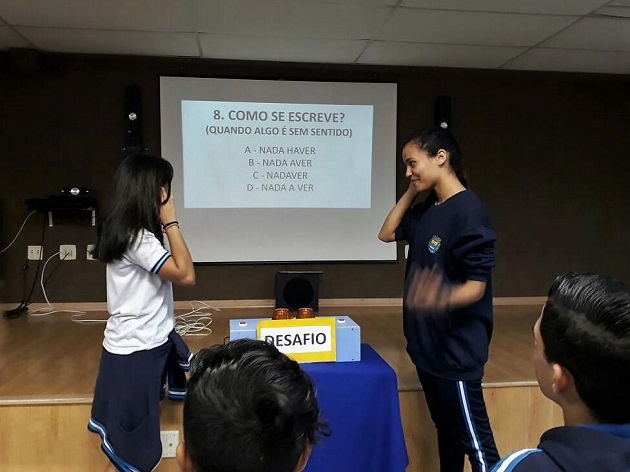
3, 262, 29, 318
4, 212, 47, 318
23, 213, 48, 304
4, 262, 30, 317
30, 253, 67, 303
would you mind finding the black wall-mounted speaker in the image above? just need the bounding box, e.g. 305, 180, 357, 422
275, 271, 322, 311
434, 95, 452, 130
124, 84, 143, 157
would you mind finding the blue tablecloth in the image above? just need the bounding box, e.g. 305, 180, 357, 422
302, 344, 408, 472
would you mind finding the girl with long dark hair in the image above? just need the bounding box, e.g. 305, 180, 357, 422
89, 154, 195, 471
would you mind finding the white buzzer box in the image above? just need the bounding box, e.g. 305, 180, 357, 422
229, 315, 361, 362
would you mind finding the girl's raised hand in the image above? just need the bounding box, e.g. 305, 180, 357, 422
405, 264, 451, 313
160, 187, 177, 225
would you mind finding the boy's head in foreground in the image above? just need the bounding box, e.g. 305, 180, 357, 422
534, 273, 630, 425
177, 339, 327, 472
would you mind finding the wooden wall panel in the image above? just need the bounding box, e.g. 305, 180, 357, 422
0, 386, 562, 472
0, 404, 182, 472
400, 386, 562, 472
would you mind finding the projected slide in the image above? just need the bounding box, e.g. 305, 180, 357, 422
182, 101, 373, 208
161, 77, 397, 263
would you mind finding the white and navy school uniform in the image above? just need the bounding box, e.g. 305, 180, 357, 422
88, 229, 191, 472
492, 424, 630, 471
395, 190, 499, 472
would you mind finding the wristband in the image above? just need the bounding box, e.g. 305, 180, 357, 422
163, 220, 179, 231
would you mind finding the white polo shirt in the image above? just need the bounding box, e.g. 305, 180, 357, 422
103, 229, 174, 355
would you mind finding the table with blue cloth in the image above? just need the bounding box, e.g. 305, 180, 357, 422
302, 344, 408, 472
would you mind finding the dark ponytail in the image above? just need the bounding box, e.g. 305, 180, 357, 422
404, 126, 467, 204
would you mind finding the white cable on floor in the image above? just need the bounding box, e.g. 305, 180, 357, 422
30, 257, 218, 333
30, 251, 88, 318
175, 301, 220, 337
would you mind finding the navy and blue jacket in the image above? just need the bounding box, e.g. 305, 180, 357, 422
395, 190, 496, 380
492, 424, 630, 471
164, 330, 193, 401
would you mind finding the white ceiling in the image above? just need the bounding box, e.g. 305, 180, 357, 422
1, 0, 630, 74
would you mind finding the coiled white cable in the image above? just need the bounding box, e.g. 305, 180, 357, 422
175, 301, 220, 337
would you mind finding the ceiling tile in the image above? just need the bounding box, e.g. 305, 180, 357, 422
15, 27, 199, 57
358, 40, 526, 67
193, 0, 391, 39
377, 8, 578, 46
199, 34, 367, 63
0, 26, 33, 49
503, 47, 630, 74
595, 6, 630, 18
292, 0, 397, 4
400, 0, 609, 15
0, 0, 194, 32
542, 17, 630, 52
0, 0, 628, 74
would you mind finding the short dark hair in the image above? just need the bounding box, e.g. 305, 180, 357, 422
183, 339, 328, 472
541, 273, 630, 423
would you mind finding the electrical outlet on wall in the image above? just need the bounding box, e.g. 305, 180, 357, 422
86, 244, 97, 260
59, 244, 76, 260
27, 245, 43, 260
160, 430, 179, 458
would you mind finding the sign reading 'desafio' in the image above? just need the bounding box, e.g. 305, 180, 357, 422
257, 318, 336, 363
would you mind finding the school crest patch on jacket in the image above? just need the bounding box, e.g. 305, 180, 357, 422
427, 235, 442, 254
